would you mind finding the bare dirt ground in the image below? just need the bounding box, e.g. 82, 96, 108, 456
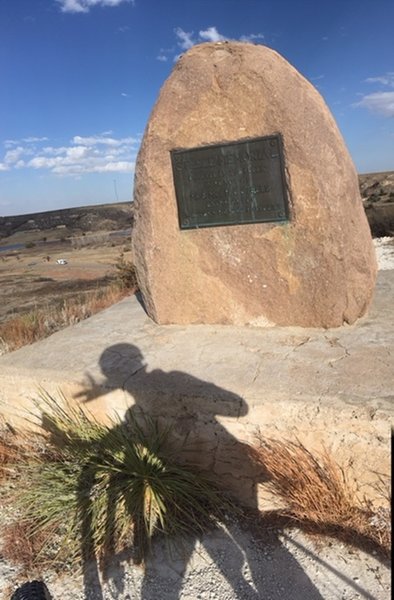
1, 515, 390, 600
0, 237, 131, 324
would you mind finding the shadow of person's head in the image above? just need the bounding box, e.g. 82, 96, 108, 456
99, 343, 146, 382
91, 343, 248, 420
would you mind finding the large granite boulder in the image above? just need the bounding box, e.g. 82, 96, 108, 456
132, 42, 377, 327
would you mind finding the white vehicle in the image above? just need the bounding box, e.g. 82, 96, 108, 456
56, 258, 68, 265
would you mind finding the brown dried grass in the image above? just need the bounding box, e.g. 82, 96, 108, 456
0, 285, 130, 354
0, 427, 28, 482
0, 520, 51, 574
250, 437, 391, 558
0, 427, 63, 577
0, 313, 46, 350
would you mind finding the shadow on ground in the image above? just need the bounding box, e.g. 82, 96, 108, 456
59, 342, 387, 600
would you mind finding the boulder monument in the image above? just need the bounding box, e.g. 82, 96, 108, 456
132, 42, 377, 327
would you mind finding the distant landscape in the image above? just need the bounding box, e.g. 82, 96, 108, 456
0, 201, 133, 243
1, 172, 393, 242
0, 202, 134, 332
0, 172, 392, 333
359, 171, 394, 237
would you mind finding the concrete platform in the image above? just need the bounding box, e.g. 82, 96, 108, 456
0, 271, 393, 505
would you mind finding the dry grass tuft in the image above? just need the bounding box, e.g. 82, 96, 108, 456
0, 432, 18, 481
114, 254, 138, 290
251, 436, 391, 558
0, 284, 132, 354
0, 427, 31, 482
1, 520, 51, 574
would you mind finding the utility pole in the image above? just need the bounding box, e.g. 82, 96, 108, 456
113, 179, 119, 202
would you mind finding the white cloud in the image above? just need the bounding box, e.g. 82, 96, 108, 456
94, 160, 134, 172
56, 0, 134, 13
365, 72, 394, 88
239, 32, 264, 43
4, 136, 48, 148
29, 156, 59, 169
42, 146, 68, 156
163, 27, 265, 63
199, 27, 227, 43
156, 47, 174, 62
72, 134, 137, 146
175, 26, 228, 50
354, 92, 394, 117
173, 26, 228, 62
1, 132, 139, 176
52, 160, 135, 174
57, 0, 87, 13
4, 147, 26, 165
67, 145, 89, 160
23, 136, 50, 143
174, 27, 195, 51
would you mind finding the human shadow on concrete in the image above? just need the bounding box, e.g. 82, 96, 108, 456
70, 342, 324, 600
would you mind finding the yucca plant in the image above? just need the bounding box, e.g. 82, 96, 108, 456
9, 393, 230, 570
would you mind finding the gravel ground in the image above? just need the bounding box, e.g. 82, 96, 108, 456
3, 521, 390, 600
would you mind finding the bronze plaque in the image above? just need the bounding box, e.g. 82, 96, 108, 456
171, 134, 289, 229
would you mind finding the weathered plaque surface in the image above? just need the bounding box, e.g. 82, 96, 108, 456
171, 134, 289, 229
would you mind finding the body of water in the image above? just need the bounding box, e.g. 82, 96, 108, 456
0, 243, 25, 253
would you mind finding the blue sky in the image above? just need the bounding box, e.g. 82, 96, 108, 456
0, 0, 393, 216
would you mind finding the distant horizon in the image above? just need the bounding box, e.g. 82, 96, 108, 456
1, 0, 393, 216
0, 198, 133, 220
2, 167, 393, 219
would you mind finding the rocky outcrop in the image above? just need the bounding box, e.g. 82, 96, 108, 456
360, 171, 394, 237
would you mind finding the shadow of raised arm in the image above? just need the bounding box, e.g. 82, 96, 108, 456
75, 373, 106, 403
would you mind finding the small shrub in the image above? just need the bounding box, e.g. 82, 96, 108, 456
25, 242, 35, 249
114, 254, 138, 290
250, 436, 391, 557
4, 394, 230, 570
